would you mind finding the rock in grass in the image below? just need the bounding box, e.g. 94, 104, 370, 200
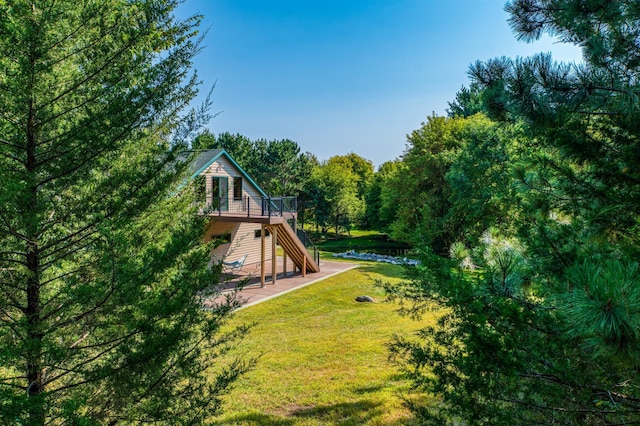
355, 295, 375, 303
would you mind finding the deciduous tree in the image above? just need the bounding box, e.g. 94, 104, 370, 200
326, 152, 374, 200
382, 114, 496, 252
309, 159, 364, 237
363, 160, 402, 230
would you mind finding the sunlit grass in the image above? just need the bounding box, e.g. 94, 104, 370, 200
207, 262, 439, 425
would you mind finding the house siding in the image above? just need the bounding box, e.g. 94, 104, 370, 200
205, 219, 273, 266
201, 156, 263, 214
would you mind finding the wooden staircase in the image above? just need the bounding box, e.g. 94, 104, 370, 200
266, 222, 320, 273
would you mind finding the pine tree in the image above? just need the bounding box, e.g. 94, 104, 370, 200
388, 1, 640, 423
0, 1, 248, 423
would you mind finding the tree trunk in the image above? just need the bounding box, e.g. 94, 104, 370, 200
25, 94, 45, 424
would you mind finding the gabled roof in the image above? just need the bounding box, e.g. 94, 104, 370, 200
186, 149, 269, 198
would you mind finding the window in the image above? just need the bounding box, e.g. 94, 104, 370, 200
210, 177, 228, 211
254, 228, 270, 238
233, 177, 242, 200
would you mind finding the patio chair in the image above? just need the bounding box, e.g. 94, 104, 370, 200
222, 254, 248, 274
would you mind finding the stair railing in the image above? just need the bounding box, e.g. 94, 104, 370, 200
296, 227, 320, 267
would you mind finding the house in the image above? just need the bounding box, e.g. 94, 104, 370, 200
187, 149, 320, 286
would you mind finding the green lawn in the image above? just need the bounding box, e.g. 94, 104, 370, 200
207, 262, 437, 425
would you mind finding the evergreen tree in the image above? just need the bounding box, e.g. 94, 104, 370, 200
194, 131, 256, 171
388, 1, 640, 423
446, 83, 485, 118
0, 1, 248, 423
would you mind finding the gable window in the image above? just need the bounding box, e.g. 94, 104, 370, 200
210, 176, 228, 211
233, 177, 242, 200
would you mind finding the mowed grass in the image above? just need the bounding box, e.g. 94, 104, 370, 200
208, 262, 438, 425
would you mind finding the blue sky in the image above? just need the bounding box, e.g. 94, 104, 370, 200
176, 1, 582, 168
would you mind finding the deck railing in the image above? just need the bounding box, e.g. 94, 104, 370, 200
206, 196, 297, 218
261, 196, 297, 217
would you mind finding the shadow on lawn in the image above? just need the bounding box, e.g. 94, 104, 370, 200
213, 399, 418, 425
215, 400, 397, 425
351, 383, 385, 395
289, 399, 382, 424
291, 399, 418, 425
210, 411, 295, 426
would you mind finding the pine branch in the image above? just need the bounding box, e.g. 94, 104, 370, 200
0, 305, 27, 337
36, 23, 152, 119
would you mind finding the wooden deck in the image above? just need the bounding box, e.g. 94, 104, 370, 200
205, 259, 359, 310
205, 211, 286, 225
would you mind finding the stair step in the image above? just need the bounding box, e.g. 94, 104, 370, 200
266, 222, 319, 273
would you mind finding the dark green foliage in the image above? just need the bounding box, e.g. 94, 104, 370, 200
380, 115, 462, 251
560, 259, 640, 364
380, 114, 507, 253
309, 156, 366, 236
446, 83, 486, 118
388, 237, 640, 424
386, 1, 640, 423
444, 119, 521, 248
0, 1, 248, 423
363, 160, 402, 230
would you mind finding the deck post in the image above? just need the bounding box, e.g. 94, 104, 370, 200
260, 224, 265, 287
302, 255, 307, 277
271, 226, 277, 284
283, 251, 288, 276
